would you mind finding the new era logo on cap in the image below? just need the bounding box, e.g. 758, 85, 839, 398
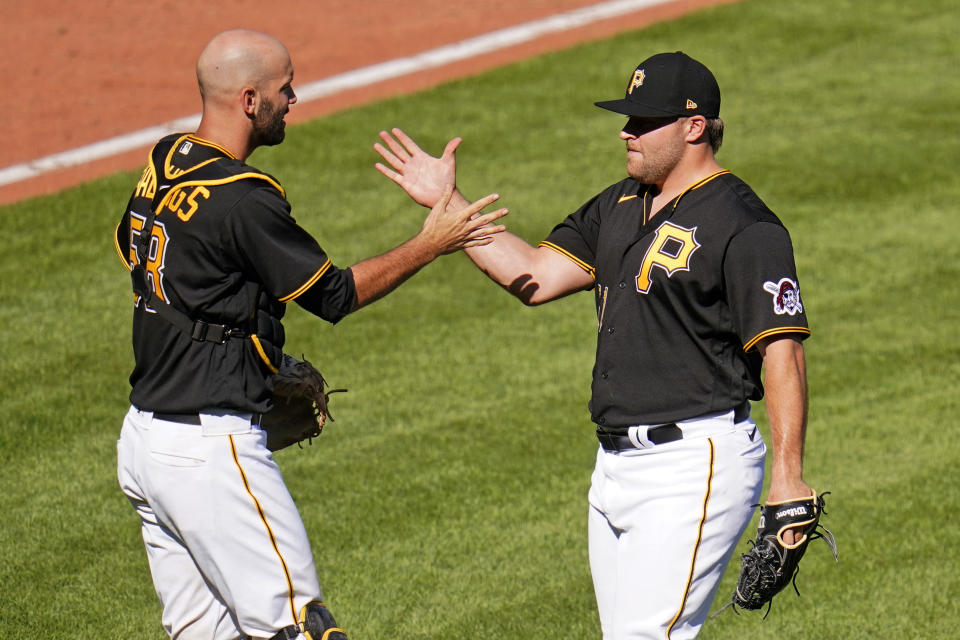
596, 52, 721, 119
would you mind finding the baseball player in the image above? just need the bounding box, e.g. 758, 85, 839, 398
375, 52, 814, 639
114, 29, 505, 640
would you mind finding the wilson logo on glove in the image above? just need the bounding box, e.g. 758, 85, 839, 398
713, 491, 838, 620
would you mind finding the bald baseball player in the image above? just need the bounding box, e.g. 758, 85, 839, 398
375, 52, 816, 639
115, 29, 505, 640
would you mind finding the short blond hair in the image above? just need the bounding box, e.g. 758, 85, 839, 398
704, 118, 724, 153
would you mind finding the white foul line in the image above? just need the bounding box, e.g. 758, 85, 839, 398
0, 0, 671, 188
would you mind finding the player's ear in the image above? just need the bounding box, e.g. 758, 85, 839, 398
241, 87, 257, 117
684, 116, 707, 143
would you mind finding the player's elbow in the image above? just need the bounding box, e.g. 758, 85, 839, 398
519, 292, 551, 306
506, 274, 547, 306
506, 273, 589, 306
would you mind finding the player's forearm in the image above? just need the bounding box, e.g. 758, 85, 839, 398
464, 233, 597, 305
760, 337, 809, 499
349, 236, 436, 310
445, 187, 544, 302
463, 234, 546, 301
461, 222, 537, 279
448, 186, 591, 304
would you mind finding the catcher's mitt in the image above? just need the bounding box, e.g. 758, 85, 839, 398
261, 354, 346, 451
726, 491, 837, 616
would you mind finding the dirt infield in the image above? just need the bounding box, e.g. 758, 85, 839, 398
0, 0, 736, 204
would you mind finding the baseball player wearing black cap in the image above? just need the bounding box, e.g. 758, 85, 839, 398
376, 51, 816, 639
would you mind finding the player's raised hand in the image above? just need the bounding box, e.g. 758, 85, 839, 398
419, 184, 507, 255
375, 128, 460, 208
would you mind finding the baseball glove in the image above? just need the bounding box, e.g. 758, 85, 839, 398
728, 491, 837, 615
261, 354, 346, 451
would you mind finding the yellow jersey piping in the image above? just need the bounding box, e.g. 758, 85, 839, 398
162, 134, 237, 180
687, 169, 730, 191
184, 134, 237, 159
114, 222, 132, 271
670, 170, 731, 213
279, 259, 332, 303
743, 326, 810, 352
538, 241, 596, 279
155, 173, 286, 212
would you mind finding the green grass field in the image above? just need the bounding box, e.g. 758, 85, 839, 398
2, 0, 959, 637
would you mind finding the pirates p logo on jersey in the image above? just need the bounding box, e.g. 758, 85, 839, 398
635, 221, 701, 294
763, 278, 803, 315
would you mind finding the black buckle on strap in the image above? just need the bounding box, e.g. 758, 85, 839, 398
130, 266, 149, 297
191, 321, 236, 344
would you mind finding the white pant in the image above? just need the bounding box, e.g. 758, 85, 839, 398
117, 406, 322, 640
588, 409, 765, 640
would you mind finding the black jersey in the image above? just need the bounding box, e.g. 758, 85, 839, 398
115, 134, 356, 413
542, 171, 809, 427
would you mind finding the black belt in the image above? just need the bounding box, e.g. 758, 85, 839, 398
153, 412, 263, 426
154, 412, 202, 425
596, 423, 682, 451
596, 402, 750, 452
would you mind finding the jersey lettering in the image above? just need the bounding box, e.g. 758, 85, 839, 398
165, 190, 186, 216
635, 221, 701, 294
134, 163, 157, 200
180, 186, 210, 221
160, 185, 211, 222
129, 212, 170, 305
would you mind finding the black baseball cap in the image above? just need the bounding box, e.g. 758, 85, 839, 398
595, 52, 720, 119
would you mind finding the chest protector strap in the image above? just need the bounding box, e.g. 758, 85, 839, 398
129, 158, 245, 345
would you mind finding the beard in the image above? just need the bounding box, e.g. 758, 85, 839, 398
626, 133, 685, 184
253, 98, 287, 147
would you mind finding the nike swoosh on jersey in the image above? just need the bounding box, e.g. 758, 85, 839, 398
617, 194, 638, 203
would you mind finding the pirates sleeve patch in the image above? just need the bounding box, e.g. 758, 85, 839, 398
763, 278, 803, 316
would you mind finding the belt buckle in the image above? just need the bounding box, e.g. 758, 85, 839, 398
626, 423, 683, 448
647, 423, 682, 445
627, 426, 650, 449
